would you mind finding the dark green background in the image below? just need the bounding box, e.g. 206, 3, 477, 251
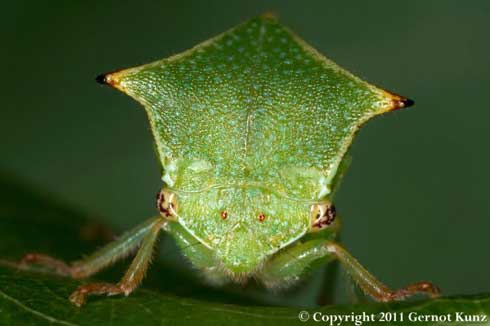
1, 0, 489, 301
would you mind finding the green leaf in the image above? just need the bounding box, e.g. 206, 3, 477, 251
1, 175, 489, 325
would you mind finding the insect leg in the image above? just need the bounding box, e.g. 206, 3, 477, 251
324, 241, 440, 301
17, 216, 161, 279
69, 217, 167, 307
259, 239, 439, 302
258, 239, 336, 288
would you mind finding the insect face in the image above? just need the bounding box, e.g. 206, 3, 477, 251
171, 187, 310, 274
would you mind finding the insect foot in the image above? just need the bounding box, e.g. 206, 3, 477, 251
384, 281, 441, 301
69, 282, 126, 307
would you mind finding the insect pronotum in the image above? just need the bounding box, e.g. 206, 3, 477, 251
13, 14, 439, 307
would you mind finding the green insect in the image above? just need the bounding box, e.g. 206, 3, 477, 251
16, 14, 439, 306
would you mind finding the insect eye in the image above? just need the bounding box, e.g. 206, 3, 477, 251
220, 211, 228, 220
310, 202, 336, 232
258, 213, 266, 222
156, 189, 178, 220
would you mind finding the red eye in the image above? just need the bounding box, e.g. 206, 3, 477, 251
258, 213, 266, 222
220, 211, 228, 220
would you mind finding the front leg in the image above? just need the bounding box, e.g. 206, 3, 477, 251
259, 239, 440, 302
15, 216, 161, 279
7, 216, 165, 306
69, 217, 167, 306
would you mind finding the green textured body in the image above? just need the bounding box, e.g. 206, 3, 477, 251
10, 15, 438, 307
106, 15, 401, 283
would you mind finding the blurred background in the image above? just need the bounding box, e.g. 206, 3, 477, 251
1, 0, 489, 303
